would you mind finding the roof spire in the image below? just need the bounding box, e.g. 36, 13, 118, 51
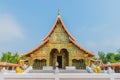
58, 8, 60, 16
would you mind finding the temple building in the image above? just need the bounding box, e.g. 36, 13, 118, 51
1, 10, 120, 74
23, 10, 95, 70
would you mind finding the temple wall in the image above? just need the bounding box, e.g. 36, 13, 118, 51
60, 78, 110, 80
3, 73, 120, 80
27, 41, 91, 68
5, 79, 54, 80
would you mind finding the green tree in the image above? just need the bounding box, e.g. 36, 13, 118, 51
114, 53, 120, 61
0, 52, 26, 64
106, 52, 116, 63
109, 55, 116, 63
0, 52, 12, 62
98, 51, 107, 64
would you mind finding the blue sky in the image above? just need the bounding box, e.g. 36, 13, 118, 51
0, 0, 120, 56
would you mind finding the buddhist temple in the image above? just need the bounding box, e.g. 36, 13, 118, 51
23, 10, 95, 70
1, 10, 120, 80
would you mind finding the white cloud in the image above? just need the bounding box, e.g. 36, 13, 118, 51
0, 14, 24, 43
86, 37, 120, 53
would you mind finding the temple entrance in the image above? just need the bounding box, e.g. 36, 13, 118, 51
50, 48, 69, 69
57, 56, 62, 68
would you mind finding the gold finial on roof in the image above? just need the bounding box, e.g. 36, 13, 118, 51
58, 8, 60, 16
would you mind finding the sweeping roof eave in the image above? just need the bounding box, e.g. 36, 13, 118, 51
22, 38, 49, 57
69, 38, 95, 57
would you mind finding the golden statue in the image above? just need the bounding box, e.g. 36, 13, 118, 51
16, 66, 24, 74
92, 66, 101, 73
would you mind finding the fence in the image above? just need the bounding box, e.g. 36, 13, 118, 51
0, 65, 120, 80
1, 71, 120, 80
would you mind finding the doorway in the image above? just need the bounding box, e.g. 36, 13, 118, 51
57, 56, 62, 68
50, 48, 69, 69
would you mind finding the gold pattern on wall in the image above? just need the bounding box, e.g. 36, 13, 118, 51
49, 24, 69, 43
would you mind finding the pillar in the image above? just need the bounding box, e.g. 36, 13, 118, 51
7, 66, 9, 70
46, 56, 49, 66
12, 67, 15, 70
69, 58, 72, 66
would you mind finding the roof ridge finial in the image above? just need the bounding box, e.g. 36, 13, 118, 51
58, 8, 60, 16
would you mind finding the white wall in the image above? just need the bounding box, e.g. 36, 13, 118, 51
2, 73, 120, 80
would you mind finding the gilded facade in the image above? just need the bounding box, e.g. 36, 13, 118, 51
23, 13, 95, 70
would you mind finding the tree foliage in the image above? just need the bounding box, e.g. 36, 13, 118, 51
98, 51, 107, 64
0, 52, 26, 64
114, 54, 120, 61
97, 49, 120, 64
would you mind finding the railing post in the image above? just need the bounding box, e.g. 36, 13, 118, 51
55, 62, 59, 80
108, 62, 112, 74
110, 74, 114, 80
107, 62, 114, 80
23, 66, 32, 73
0, 71, 4, 80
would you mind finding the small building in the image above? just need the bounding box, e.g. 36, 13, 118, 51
23, 11, 95, 70
101, 62, 120, 73
0, 62, 20, 70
